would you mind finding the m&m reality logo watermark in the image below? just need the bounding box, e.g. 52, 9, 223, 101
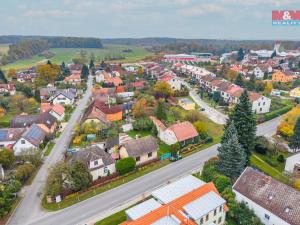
272, 10, 300, 26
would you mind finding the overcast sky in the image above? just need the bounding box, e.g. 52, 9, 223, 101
0, 0, 299, 40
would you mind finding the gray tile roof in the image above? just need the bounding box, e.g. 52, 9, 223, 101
233, 167, 300, 225
0, 128, 26, 142
23, 124, 46, 147
70, 145, 115, 168
123, 136, 158, 157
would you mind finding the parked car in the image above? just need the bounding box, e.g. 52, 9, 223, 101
170, 154, 182, 162
200, 108, 205, 111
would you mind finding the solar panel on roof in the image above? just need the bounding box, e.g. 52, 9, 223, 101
0, 130, 8, 140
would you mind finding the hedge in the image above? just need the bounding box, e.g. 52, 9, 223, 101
116, 157, 136, 175
263, 105, 293, 121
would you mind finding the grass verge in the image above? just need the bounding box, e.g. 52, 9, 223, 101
44, 142, 55, 156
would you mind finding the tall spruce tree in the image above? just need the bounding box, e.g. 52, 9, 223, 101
81, 64, 89, 80
89, 59, 94, 69
289, 117, 300, 152
234, 73, 244, 87
236, 48, 244, 61
218, 121, 246, 179
0, 70, 7, 84
226, 90, 256, 164
156, 101, 167, 121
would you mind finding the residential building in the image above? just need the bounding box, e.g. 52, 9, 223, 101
0, 128, 26, 148
83, 100, 123, 124
233, 167, 300, 225
253, 64, 272, 79
150, 117, 198, 146
163, 54, 198, 62
285, 153, 300, 176
69, 145, 116, 181
119, 136, 158, 166
48, 104, 65, 121
48, 91, 75, 105
10, 112, 57, 134
104, 77, 123, 87
159, 75, 184, 90
290, 87, 300, 98
13, 124, 46, 155
0, 83, 16, 95
178, 98, 196, 111
104, 133, 133, 154
63, 73, 81, 84
121, 175, 227, 225
272, 71, 294, 83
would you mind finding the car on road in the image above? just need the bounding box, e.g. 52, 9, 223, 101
169, 154, 182, 162
200, 108, 205, 111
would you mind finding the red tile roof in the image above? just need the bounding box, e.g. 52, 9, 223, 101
51, 104, 65, 115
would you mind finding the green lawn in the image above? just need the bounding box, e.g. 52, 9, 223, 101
44, 142, 55, 156
0, 112, 15, 127
158, 142, 172, 155
127, 130, 151, 138
1, 44, 154, 70
250, 154, 291, 185
95, 210, 127, 225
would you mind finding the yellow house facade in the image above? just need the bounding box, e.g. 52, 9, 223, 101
290, 87, 300, 98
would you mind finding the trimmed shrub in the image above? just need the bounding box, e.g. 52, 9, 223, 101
213, 175, 231, 193
264, 105, 293, 121
277, 154, 285, 163
116, 157, 136, 175
15, 163, 35, 183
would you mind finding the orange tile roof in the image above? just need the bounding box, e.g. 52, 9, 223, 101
105, 77, 123, 86
51, 104, 65, 115
168, 121, 198, 142
121, 182, 227, 225
40, 103, 52, 113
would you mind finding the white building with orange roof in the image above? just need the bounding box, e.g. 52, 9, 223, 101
150, 116, 198, 146
120, 175, 227, 225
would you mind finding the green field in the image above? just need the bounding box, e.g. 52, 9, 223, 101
1, 44, 154, 70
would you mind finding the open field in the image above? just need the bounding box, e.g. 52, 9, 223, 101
0, 43, 9, 56
1, 44, 154, 70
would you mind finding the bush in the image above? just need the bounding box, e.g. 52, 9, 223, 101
132, 118, 154, 131
264, 105, 293, 121
116, 157, 136, 175
204, 136, 213, 143
277, 154, 285, 163
201, 158, 219, 182
15, 163, 36, 183
265, 158, 278, 167
213, 175, 231, 193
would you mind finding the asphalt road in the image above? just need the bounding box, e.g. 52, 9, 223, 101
8, 76, 93, 225
19, 116, 280, 225
189, 89, 228, 125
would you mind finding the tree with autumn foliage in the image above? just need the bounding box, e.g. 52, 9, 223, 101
278, 106, 300, 137
153, 81, 174, 98
35, 63, 60, 87
132, 98, 148, 118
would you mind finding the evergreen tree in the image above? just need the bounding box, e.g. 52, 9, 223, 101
234, 73, 244, 87
289, 117, 300, 152
0, 70, 7, 84
61, 61, 65, 70
271, 50, 276, 58
81, 64, 89, 80
247, 74, 255, 91
218, 121, 246, 179
226, 90, 256, 164
156, 101, 167, 121
34, 89, 41, 103
47, 60, 52, 65
236, 48, 244, 61
89, 59, 94, 69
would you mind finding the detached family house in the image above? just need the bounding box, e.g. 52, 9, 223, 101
272, 71, 294, 83
41, 103, 65, 121
119, 136, 158, 166
13, 124, 46, 155
83, 100, 123, 125
0, 128, 26, 149
10, 112, 57, 135
150, 117, 199, 147
70, 145, 116, 181
233, 167, 300, 225
48, 91, 75, 105
0, 83, 16, 95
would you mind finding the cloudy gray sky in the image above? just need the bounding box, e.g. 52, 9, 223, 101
0, 0, 299, 40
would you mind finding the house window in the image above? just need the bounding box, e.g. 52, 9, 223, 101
260, 108, 262, 112
264, 214, 270, 220
219, 205, 222, 212
206, 214, 209, 221
214, 209, 217, 216
136, 156, 140, 162
258, 102, 260, 106
218, 217, 222, 224
94, 160, 98, 166
263, 102, 265, 105
21, 140, 25, 144
200, 218, 203, 224
148, 152, 152, 158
